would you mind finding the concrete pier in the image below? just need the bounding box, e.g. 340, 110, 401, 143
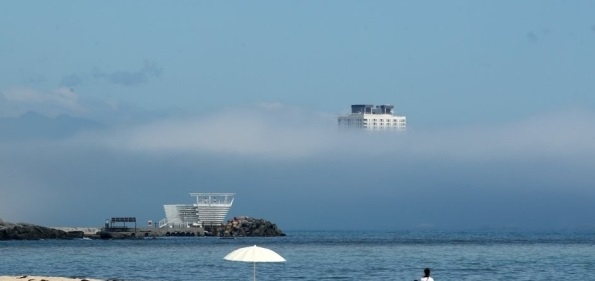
98, 226, 206, 239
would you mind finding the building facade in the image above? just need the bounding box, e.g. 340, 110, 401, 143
338, 104, 406, 130
159, 193, 235, 228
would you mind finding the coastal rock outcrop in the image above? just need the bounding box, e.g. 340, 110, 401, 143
219, 216, 286, 237
0, 221, 74, 240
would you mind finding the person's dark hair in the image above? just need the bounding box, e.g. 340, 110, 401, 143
424, 268, 431, 277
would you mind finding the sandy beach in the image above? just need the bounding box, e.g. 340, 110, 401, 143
0, 276, 102, 281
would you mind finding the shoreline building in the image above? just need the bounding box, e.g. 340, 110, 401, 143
338, 104, 406, 130
160, 193, 235, 228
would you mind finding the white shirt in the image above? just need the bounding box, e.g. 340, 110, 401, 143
421, 277, 434, 281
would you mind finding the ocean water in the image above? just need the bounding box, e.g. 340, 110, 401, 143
1, 231, 594, 281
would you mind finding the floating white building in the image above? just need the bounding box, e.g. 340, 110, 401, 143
159, 193, 235, 228
338, 104, 406, 130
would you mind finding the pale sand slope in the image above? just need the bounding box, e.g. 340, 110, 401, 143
0, 276, 102, 281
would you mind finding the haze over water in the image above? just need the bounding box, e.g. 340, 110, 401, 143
1, 1, 595, 232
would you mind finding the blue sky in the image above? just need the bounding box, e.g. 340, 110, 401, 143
1, 1, 595, 231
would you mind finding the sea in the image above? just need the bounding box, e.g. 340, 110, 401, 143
1, 231, 594, 281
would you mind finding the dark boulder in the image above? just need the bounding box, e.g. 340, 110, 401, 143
220, 216, 286, 237
66, 230, 85, 239
0, 221, 69, 240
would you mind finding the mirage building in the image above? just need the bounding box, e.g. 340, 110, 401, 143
338, 104, 406, 130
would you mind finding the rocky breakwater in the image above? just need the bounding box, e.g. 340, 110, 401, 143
219, 216, 286, 237
0, 218, 82, 240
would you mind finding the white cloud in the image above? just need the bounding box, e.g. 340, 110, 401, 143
77, 105, 595, 162
3, 105, 595, 228
254, 102, 284, 110
52, 87, 85, 112
3, 87, 43, 103
405, 110, 595, 161
1, 87, 87, 117
94, 105, 334, 158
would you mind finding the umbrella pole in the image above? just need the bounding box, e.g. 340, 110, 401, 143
253, 262, 256, 281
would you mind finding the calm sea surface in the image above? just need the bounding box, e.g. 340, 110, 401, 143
1, 231, 594, 281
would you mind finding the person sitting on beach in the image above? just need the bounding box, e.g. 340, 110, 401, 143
420, 268, 434, 281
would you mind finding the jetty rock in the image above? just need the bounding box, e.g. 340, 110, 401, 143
220, 216, 286, 237
0, 220, 83, 240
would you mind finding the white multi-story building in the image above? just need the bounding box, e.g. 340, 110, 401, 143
159, 193, 235, 228
338, 104, 406, 130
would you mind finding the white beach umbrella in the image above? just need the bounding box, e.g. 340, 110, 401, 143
224, 245, 286, 281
